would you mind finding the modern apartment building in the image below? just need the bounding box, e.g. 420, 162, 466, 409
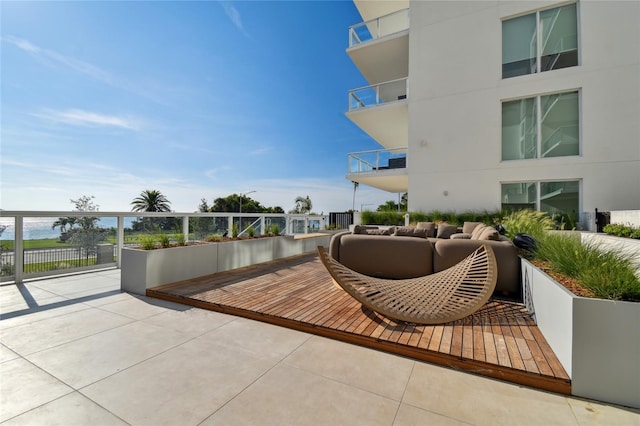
345, 0, 639, 230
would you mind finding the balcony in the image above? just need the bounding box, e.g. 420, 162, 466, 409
346, 147, 408, 193
346, 78, 408, 150
347, 8, 409, 84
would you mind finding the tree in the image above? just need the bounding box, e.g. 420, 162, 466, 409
290, 196, 312, 214
131, 190, 172, 212
211, 194, 264, 213
67, 195, 105, 262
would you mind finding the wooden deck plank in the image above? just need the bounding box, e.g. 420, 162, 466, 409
147, 253, 570, 394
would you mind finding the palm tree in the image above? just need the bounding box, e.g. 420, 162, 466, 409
131, 190, 171, 212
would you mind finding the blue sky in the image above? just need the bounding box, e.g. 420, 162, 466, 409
1, 0, 395, 213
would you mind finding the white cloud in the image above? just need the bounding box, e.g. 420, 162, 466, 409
32, 109, 140, 130
249, 147, 272, 156
3, 35, 168, 105
219, 2, 251, 38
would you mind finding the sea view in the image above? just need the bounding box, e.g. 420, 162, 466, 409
0, 216, 137, 241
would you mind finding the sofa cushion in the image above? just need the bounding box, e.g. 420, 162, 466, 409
394, 226, 428, 238
416, 222, 436, 237
462, 222, 483, 234
436, 223, 458, 239
337, 234, 433, 279
450, 233, 472, 239
470, 224, 488, 239
353, 225, 394, 235
477, 226, 500, 241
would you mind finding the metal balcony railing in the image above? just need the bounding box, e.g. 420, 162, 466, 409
348, 78, 408, 112
349, 8, 409, 47
0, 211, 329, 285
348, 148, 408, 174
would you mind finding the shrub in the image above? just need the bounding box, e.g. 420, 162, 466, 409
204, 234, 223, 242
603, 223, 640, 239
231, 223, 239, 238
247, 226, 255, 237
267, 224, 281, 235
140, 235, 157, 250
536, 232, 640, 301
159, 233, 171, 248
175, 233, 186, 246
501, 210, 556, 240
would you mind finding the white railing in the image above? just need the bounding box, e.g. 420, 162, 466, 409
347, 148, 408, 174
348, 78, 408, 111
0, 211, 328, 284
349, 8, 409, 47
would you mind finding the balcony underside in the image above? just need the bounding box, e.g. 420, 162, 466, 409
354, 0, 409, 25
347, 31, 409, 84
347, 170, 408, 193
346, 101, 408, 150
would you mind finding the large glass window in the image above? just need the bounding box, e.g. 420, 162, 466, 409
502, 4, 578, 78
502, 91, 579, 160
502, 180, 580, 225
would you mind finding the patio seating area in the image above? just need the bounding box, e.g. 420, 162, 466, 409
2, 264, 639, 425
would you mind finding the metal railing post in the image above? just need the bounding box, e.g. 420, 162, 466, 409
182, 216, 189, 243
14, 216, 23, 285
117, 215, 124, 268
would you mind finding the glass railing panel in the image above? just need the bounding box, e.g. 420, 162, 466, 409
349, 8, 409, 47
348, 148, 407, 174
349, 78, 407, 111
0, 216, 16, 280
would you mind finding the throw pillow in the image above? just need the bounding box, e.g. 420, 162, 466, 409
436, 223, 458, 239
470, 224, 488, 239
416, 222, 436, 237
394, 226, 428, 238
478, 226, 500, 241
462, 222, 483, 234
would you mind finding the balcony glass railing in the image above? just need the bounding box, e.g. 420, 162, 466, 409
0, 211, 329, 284
349, 8, 409, 47
348, 148, 407, 174
348, 78, 408, 111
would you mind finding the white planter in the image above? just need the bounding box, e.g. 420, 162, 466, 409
121, 234, 331, 295
121, 243, 219, 295
522, 258, 640, 408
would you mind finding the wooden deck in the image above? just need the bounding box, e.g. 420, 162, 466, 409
147, 253, 571, 395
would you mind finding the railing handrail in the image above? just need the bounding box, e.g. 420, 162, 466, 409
347, 147, 408, 157
348, 8, 409, 47
0, 211, 327, 218
347, 77, 408, 96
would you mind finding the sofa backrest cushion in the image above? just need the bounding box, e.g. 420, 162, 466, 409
338, 234, 433, 279
436, 223, 458, 239
394, 226, 428, 238
462, 222, 483, 234
353, 225, 394, 235
416, 222, 436, 237
470, 224, 500, 241
470, 224, 488, 239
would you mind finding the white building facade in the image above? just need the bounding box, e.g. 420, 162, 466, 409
345, 0, 640, 230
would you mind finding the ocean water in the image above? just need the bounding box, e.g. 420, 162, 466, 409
0, 216, 136, 241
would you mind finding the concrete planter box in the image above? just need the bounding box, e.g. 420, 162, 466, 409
522, 258, 640, 408
121, 234, 331, 295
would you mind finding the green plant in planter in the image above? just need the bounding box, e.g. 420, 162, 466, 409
535, 232, 640, 301
140, 235, 157, 250
159, 233, 171, 248
603, 223, 640, 239
247, 226, 255, 237
231, 223, 239, 238
267, 224, 281, 236
176, 233, 186, 246
501, 209, 556, 240
204, 234, 223, 242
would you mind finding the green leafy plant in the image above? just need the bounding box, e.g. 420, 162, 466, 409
603, 223, 640, 239
535, 232, 640, 301
231, 223, 239, 238
267, 224, 281, 235
501, 209, 556, 240
159, 233, 171, 248
140, 235, 157, 250
247, 226, 255, 237
175, 233, 186, 246
204, 234, 223, 242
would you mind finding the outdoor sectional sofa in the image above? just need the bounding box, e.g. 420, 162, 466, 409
328, 222, 520, 297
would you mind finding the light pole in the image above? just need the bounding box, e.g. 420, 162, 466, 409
239, 190, 256, 214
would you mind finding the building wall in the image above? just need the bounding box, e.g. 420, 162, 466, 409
406, 1, 640, 228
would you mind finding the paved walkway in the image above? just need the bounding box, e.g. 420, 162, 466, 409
1, 270, 638, 425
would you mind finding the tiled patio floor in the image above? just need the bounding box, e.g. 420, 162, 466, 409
1, 269, 638, 425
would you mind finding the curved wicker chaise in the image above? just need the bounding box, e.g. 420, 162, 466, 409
317, 244, 497, 325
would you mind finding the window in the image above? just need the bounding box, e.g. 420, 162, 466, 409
502, 180, 580, 224
502, 91, 579, 160
502, 4, 578, 78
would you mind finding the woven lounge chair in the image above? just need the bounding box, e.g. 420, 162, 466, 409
317, 244, 497, 325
